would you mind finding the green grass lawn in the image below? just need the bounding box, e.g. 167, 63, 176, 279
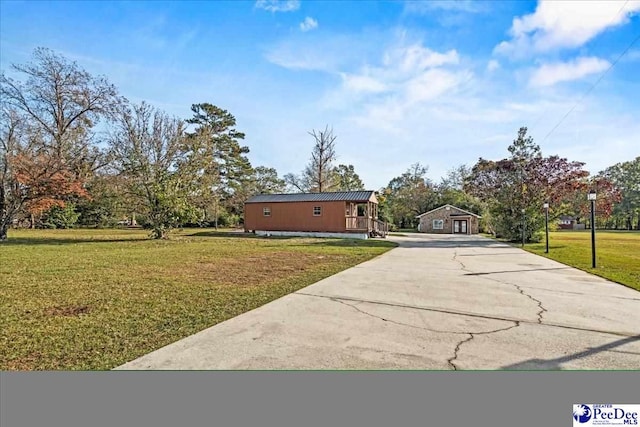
523, 230, 640, 291
0, 228, 396, 370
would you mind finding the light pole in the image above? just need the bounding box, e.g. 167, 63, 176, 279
543, 202, 549, 254
588, 190, 597, 268
521, 208, 526, 247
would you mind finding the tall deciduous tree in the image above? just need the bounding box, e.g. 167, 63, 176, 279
1, 47, 121, 175
1, 48, 119, 240
332, 164, 365, 191
109, 102, 197, 239
250, 166, 286, 194
284, 126, 343, 193
283, 172, 310, 193
75, 172, 136, 227
1, 109, 86, 238
436, 165, 485, 226
0, 108, 23, 239
465, 127, 589, 241
600, 157, 640, 230
305, 126, 337, 192
383, 163, 437, 228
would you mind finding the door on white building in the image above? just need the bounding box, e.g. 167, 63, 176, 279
453, 220, 468, 234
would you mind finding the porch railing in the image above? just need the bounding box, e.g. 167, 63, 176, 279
345, 216, 370, 230
345, 216, 389, 237
374, 219, 389, 237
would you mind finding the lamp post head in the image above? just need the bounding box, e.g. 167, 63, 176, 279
543, 202, 549, 209
588, 190, 597, 201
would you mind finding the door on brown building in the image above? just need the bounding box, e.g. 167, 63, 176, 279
453, 220, 468, 234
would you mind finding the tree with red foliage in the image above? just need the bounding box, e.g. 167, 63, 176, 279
1, 109, 91, 239
1, 48, 120, 240
465, 127, 589, 241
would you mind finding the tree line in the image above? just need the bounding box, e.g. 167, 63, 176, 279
2, 48, 638, 242
379, 128, 639, 240
0, 48, 363, 240
0, 48, 285, 239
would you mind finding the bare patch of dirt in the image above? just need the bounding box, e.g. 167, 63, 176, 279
176, 252, 343, 287
43, 305, 91, 317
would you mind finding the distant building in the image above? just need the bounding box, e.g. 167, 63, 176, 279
558, 215, 584, 230
558, 215, 576, 230
244, 191, 388, 239
416, 205, 481, 234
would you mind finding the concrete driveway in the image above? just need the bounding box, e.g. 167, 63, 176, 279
117, 233, 640, 370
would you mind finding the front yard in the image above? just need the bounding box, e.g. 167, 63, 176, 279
523, 230, 640, 291
0, 229, 395, 370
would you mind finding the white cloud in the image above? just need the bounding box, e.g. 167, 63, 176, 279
487, 59, 500, 72
404, 0, 487, 14
495, 0, 640, 56
255, 0, 300, 13
404, 68, 469, 103
300, 17, 318, 32
529, 56, 610, 87
385, 44, 459, 72
264, 33, 378, 72
325, 42, 463, 104
261, 29, 639, 188
265, 51, 323, 71
340, 73, 387, 93
323, 42, 470, 133
623, 48, 640, 62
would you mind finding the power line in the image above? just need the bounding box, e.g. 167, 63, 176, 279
541, 29, 640, 143
530, 0, 632, 131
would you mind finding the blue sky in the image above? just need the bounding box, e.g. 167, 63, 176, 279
2, 0, 639, 189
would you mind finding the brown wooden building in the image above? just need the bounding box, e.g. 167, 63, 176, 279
244, 191, 388, 239
416, 204, 481, 234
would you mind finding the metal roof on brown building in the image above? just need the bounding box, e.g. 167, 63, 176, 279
246, 191, 376, 203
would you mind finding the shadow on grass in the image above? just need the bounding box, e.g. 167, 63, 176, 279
187, 230, 300, 240
187, 231, 398, 248
2, 229, 399, 247
527, 245, 569, 251
0, 237, 147, 246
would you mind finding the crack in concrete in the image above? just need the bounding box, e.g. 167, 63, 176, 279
447, 322, 521, 370
294, 292, 637, 337
330, 297, 470, 335
453, 250, 547, 324
447, 334, 473, 370
452, 250, 467, 270
513, 283, 547, 324
329, 293, 522, 371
